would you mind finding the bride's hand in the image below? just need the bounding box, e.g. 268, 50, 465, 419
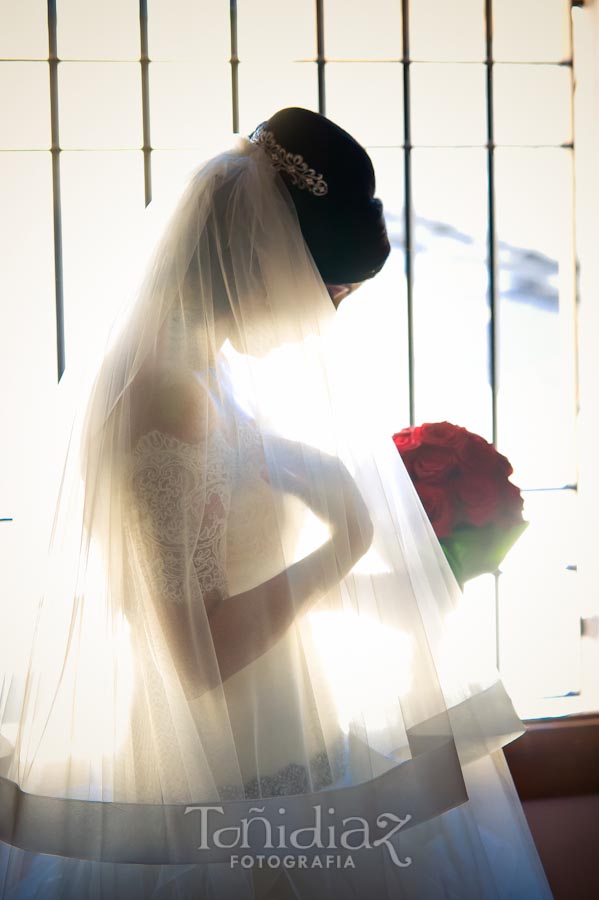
264, 438, 374, 563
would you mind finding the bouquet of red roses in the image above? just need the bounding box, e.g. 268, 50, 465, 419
392, 421, 528, 589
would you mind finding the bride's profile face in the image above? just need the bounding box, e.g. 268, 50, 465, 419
325, 282, 365, 309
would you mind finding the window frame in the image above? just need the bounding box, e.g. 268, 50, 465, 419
1, 0, 596, 723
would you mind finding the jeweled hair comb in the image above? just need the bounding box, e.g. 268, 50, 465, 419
249, 123, 329, 197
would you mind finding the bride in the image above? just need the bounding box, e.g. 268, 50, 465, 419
0, 107, 553, 899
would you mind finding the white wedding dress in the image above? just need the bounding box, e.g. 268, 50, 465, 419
1, 399, 552, 899
0, 134, 554, 898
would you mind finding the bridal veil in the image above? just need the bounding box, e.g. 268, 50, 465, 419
0, 108, 552, 899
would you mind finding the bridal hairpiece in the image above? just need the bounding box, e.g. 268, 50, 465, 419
249, 123, 329, 197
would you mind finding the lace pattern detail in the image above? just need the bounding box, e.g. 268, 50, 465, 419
126, 428, 235, 603
218, 739, 349, 801
250, 123, 329, 197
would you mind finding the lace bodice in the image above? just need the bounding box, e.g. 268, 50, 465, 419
124, 414, 268, 607
126, 427, 234, 604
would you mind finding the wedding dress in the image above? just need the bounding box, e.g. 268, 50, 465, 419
0, 129, 553, 898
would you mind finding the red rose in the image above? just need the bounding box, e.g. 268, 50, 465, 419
420, 422, 469, 450
454, 471, 502, 527
393, 427, 426, 481
494, 449, 514, 478
416, 482, 456, 539
497, 480, 525, 526
392, 427, 424, 453
457, 433, 512, 477
410, 443, 459, 484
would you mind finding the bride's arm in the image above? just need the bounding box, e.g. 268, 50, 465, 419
206, 438, 374, 684
163, 520, 368, 699
209, 499, 371, 685
132, 375, 372, 694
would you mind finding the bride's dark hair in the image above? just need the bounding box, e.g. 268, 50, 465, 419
249, 107, 390, 285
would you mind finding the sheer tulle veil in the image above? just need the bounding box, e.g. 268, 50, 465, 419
0, 119, 552, 899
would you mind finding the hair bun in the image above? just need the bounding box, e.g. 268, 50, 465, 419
249, 108, 390, 284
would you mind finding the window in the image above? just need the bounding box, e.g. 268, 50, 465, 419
1, 0, 596, 719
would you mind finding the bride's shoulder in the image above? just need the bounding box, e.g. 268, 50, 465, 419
129, 367, 210, 447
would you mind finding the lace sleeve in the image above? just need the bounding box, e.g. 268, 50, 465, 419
125, 429, 230, 607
